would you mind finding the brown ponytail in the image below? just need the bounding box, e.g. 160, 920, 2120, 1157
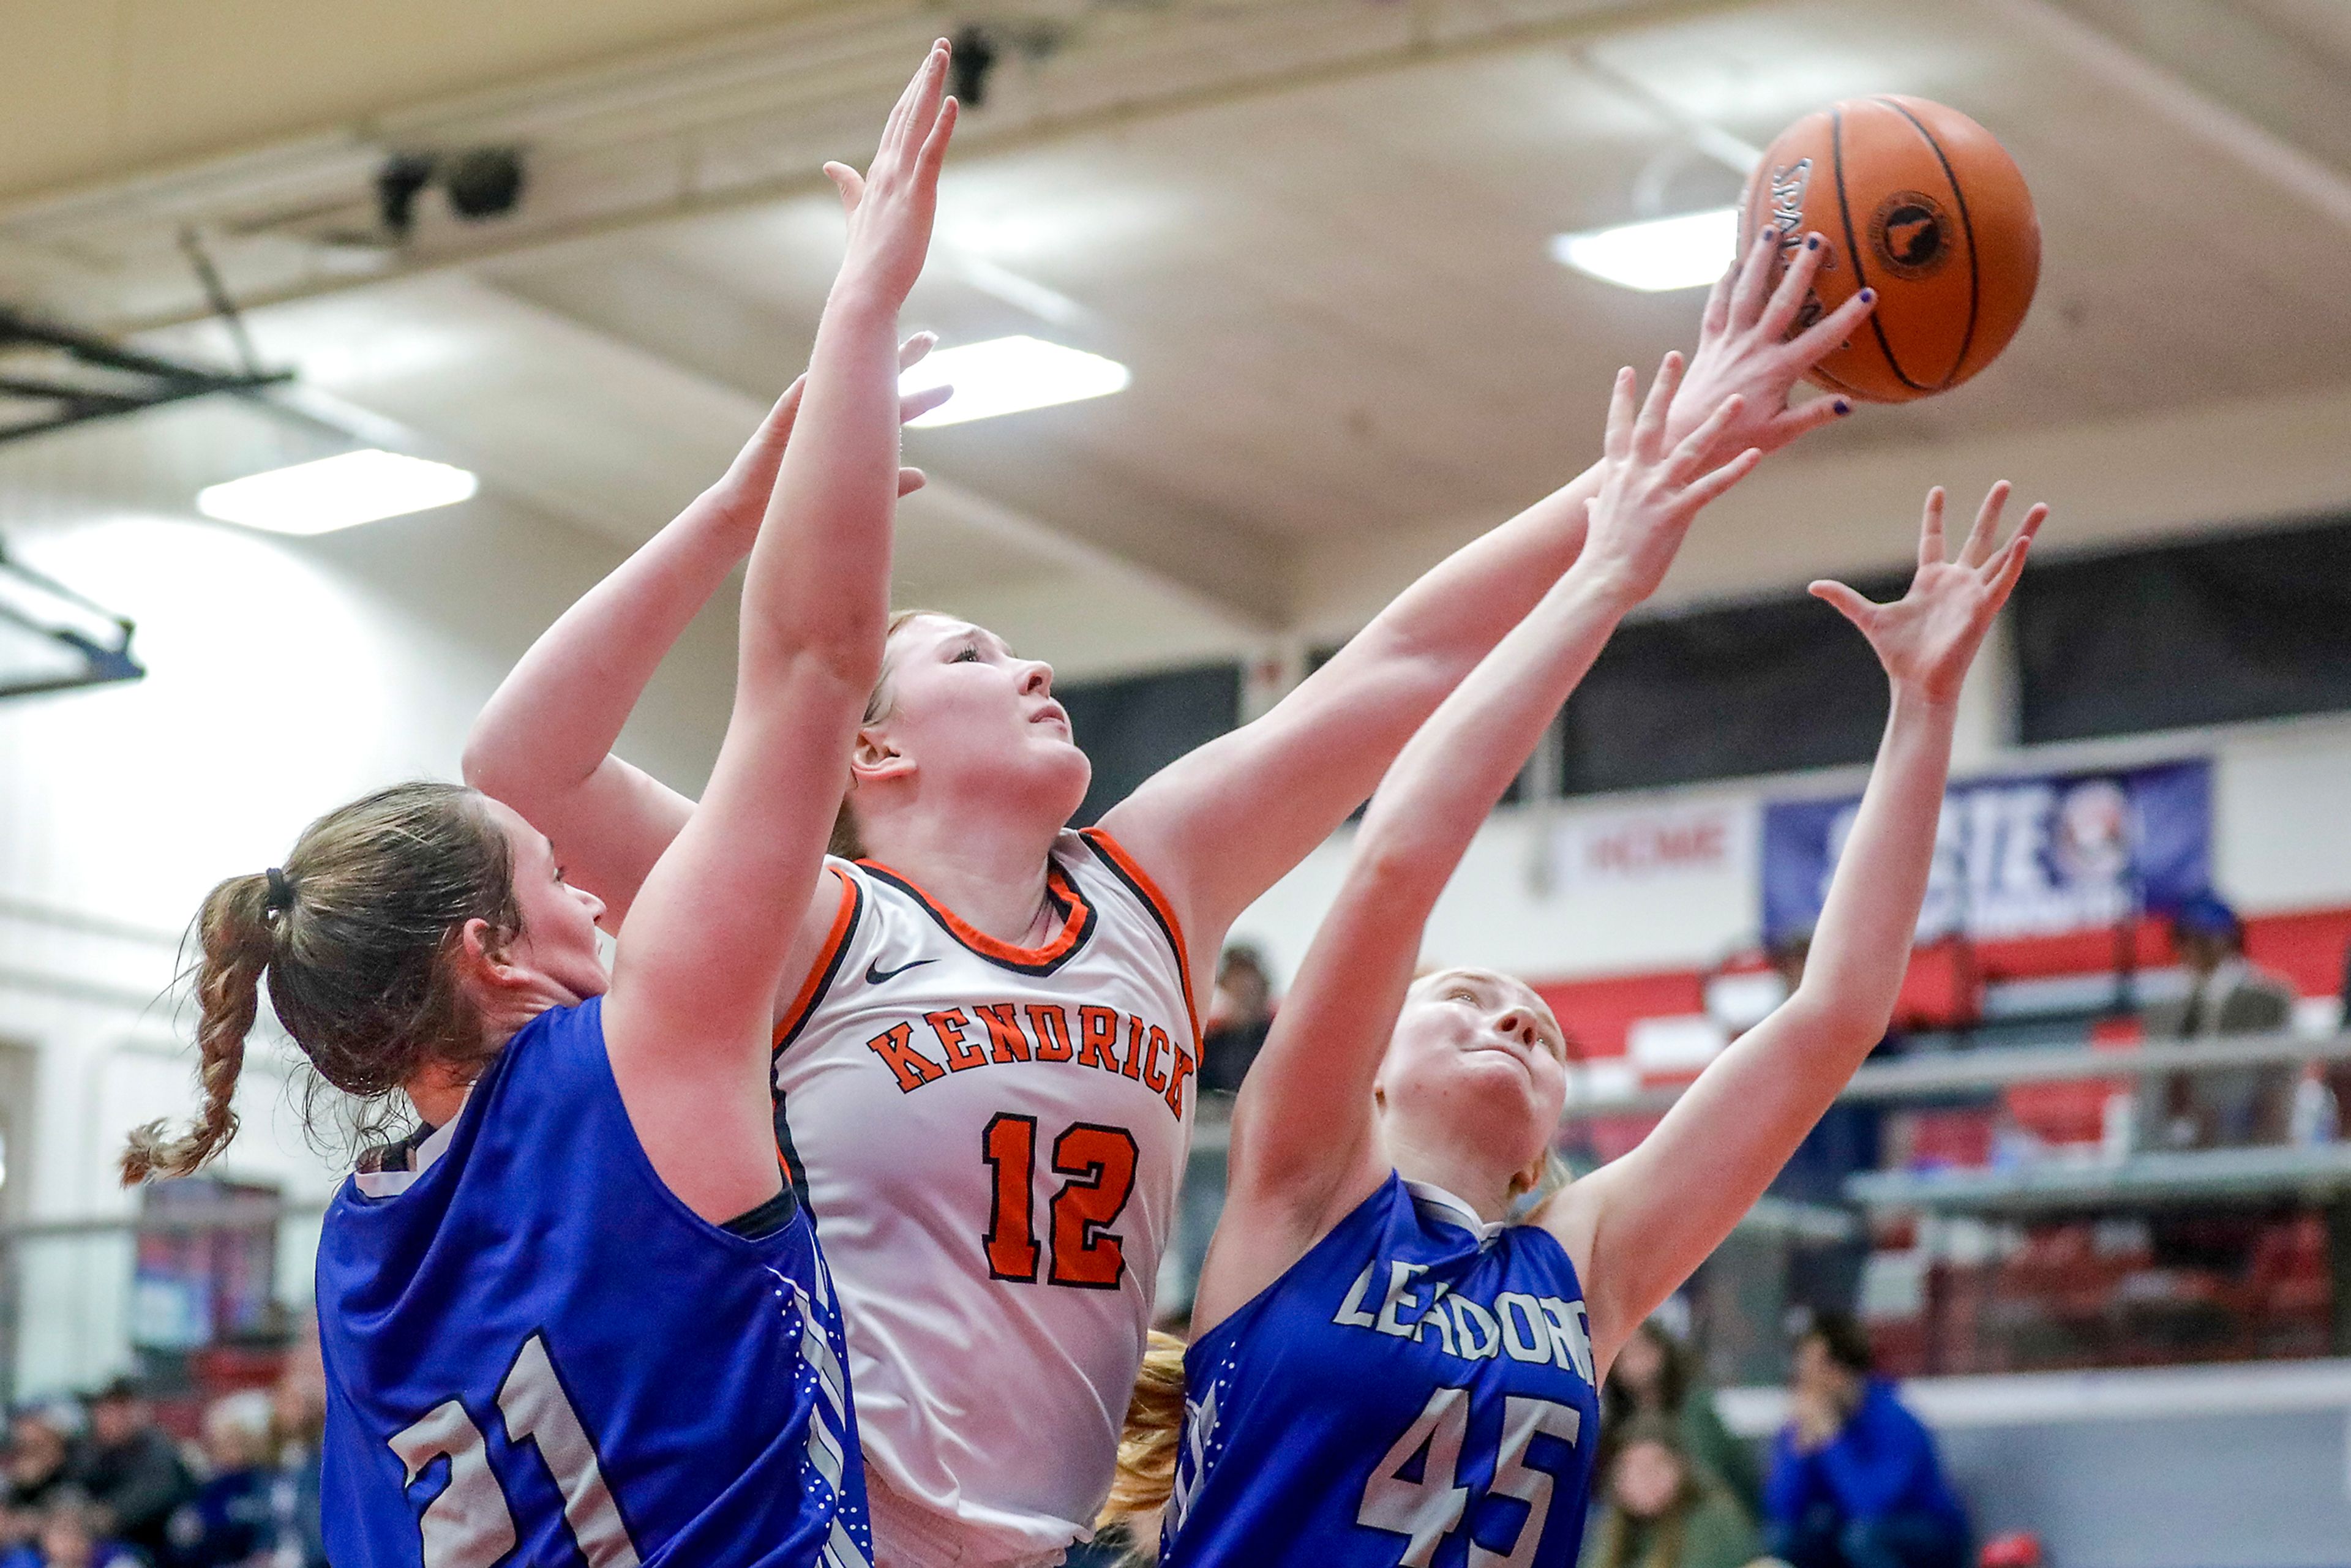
121, 781, 521, 1184
121, 873, 275, 1182
1095, 1329, 1190, 1562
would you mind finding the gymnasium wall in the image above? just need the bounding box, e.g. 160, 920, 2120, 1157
0, 402, 740, 1392
1229, 702, 2351, 1045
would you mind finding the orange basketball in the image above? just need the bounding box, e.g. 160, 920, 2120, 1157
1741, 96, 2040, 403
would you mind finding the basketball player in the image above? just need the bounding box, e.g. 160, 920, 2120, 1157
1136, 392, 2042, 1566
460, 208, 1880, 1563
119, 43, 960, 1566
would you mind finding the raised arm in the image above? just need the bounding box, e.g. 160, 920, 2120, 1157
1543, 482, 2045, 1368
1200, 359, 1760, 1319
460, 350, 945, 929
1100, 230, 1877, 972
599, 42, 958, 1224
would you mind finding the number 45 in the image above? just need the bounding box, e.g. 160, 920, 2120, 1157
1357, 1386, 1581, 1568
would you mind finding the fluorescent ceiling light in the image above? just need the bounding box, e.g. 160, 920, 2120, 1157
1551, 207, 1740, 293
902, 335, 1130, 428
197, 450, 479, 535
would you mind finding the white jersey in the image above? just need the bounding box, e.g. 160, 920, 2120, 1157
772, 827, 1199, 1566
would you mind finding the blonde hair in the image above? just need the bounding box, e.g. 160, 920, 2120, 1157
1510, 1150, 1576, 1213
827, 608, 942, 860
1096, 1330, 1188, 1562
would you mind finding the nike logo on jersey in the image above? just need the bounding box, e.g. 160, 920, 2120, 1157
865, 956, 940, 986
1335, 1259, 1595, 1382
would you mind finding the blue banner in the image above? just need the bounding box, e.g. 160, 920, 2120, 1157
1761, 759, 2211, 944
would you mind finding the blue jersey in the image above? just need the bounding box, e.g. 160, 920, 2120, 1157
1163, 1174, 1602, 1568
316, 997, 871, 1568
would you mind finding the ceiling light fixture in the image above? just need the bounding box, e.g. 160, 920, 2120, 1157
1551, 207, 1741, 293
902, 336, 1130, 428
197, 450, 479, 535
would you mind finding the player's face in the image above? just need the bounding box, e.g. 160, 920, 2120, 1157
482, 798, 610, 1005
1611, 1439, 1684, 1519
871, 615, 1092, 817
1376, 969, 1569, 1170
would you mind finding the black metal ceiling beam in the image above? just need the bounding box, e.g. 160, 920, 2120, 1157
0, 307, 291, 448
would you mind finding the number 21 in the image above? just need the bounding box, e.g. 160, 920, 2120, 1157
388, 1333, 640, 1568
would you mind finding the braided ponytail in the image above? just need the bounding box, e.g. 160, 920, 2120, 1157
121, 781, 521, 1184
121, 872, 276, 1183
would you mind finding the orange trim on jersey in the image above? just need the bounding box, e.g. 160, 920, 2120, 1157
773, 866, 860, 1051
856, 857, 1096, 973
1078, 827, 1201, 1049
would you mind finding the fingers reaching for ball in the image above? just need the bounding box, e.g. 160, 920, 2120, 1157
1809, 481, 2047, 702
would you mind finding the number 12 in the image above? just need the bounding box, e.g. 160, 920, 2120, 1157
980, 1113, 1138, 1289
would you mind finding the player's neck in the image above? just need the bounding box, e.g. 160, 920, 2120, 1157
859, 805, 1065, 947
404, 1058, 476, 1130
1383, 1130, 1520, 1225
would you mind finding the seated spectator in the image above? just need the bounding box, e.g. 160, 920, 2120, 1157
1161, 945, 1280, 1319
3, 1409, 83, 1549
0, 1494, 144, 1568
162, 1394, 274, 1568
70, 1381, 191, 1563
1583, 1417, 1761, 1568
1199, 945, 1277, 1100
2139, 894, 2298, 1148
263, 1354, 327, 1568
2330, 929, 2351, 1138
1603, 1319, 1761, 1513
1764, 1314, 1968, 1568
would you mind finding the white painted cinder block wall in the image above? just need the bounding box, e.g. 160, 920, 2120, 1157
0, 403, 740, 1393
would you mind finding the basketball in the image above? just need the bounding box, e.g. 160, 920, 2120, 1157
1742, 96, 2041, 403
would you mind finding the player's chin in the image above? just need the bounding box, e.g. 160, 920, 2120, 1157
1449, 1051, 1550, 1119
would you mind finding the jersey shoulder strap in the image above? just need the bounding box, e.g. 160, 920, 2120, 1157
773, 862, 868, 1055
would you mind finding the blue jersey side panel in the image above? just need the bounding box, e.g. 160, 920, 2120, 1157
315, 997, 869, 1567
1163, 1174, 1602, 1568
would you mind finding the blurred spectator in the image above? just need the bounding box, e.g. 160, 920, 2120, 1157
4, 1409, 83, 1548
1763, 1313, 1968, 1568
0, 1493, 144, 1568
162, 1394, 274, 1568
262, 1342, 328, 1568
1161, 946, 1280, 1319
2140, 894, 2297, 1148
2332, 934, 2351, 1135
70, 1381, 190, 1562
1602, 1319, 1761, 1512
1582, 1417, 1760, 1568
1198, 946, 1275, 1097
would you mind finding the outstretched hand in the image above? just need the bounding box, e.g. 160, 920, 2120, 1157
824, 39, 959, 307
1667, 225, 1879, 462
1813, 482, 2046, 705
702, 334, 953, 542
1575, 352, 1763, 606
